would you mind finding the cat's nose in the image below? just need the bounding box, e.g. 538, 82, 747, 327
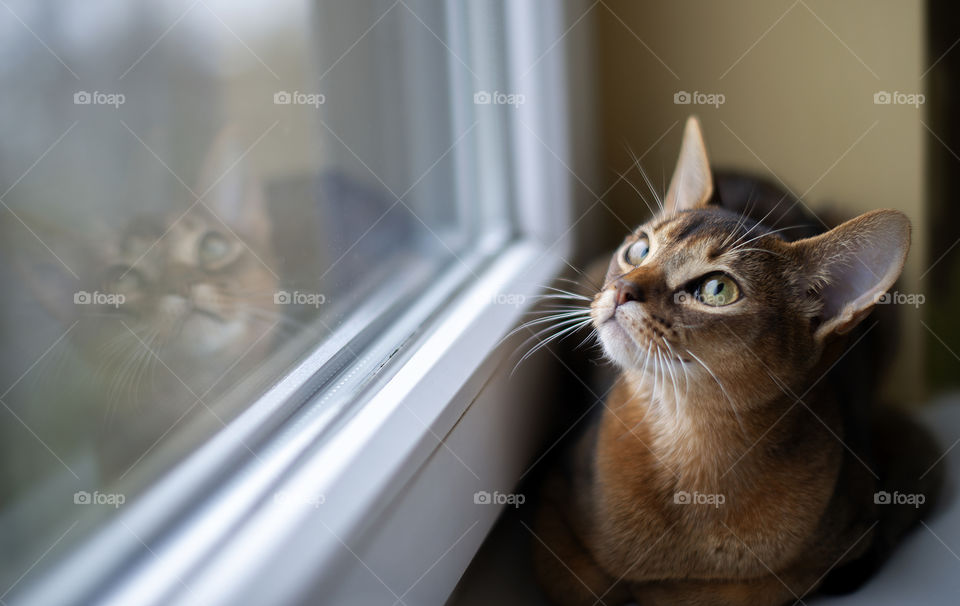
614, 278, 644, 306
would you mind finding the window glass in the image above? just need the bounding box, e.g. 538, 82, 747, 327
0, 0, 513, 590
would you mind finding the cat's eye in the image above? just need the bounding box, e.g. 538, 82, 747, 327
624, 236, 650, 265
695, 273, 740, 306
199, 231, 231, 267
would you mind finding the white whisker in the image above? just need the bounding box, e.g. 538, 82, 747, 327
686, 348, 747, 440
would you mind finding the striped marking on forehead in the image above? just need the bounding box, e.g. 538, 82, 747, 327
654, 211, 764, 245
647, 210, 779, 264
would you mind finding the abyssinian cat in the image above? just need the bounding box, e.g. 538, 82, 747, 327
7, 129, 283, 481
532, 117, 941, 605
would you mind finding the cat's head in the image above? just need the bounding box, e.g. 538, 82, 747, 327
16, 129, 279, 395
98, 201, 276, 361
592, 117, 910, 407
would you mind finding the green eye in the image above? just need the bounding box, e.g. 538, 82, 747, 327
695, 273, 740, 306
624, 236, 650, 265
199, 231, 231, 266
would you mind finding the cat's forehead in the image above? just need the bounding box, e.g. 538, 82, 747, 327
639, 208, 769, 253
625, 208, 781, 282
648, 208, 754, 241
111, 211, 216, 263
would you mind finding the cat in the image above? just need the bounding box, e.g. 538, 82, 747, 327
531, 117, 942, 606
5, 128, 283, 484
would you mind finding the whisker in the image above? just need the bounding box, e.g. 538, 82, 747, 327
730, 224, 809, 251
686, 348, 747, 440
511, 317, 595, 374
574, 326, 599, 350
615, 168, 658, 217
540, 285, 593, 300
526, 307, 592, 316
507, 315, 593, 360
720, 188, 758, 249
636, 161, 664, 212
556, 270, 602, 293
555, 277, 598, 293
502, 310, 591, 343
729, 247, 787, 259
662, 348, 681, 414
627, 145, 663, 212
727, 193, 791, 248
662, 340, 688, 402
529, 295, 592, 306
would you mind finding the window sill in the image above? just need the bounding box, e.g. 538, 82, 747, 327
23, 237, 566, 606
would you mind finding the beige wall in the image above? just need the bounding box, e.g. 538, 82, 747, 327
594, 0, 927, 403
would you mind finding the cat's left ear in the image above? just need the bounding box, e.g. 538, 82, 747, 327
791, 209, 910, 341
664, 116, 714, 214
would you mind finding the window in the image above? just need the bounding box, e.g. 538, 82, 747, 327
0, 1, 573, 604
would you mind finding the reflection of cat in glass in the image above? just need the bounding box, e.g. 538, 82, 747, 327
14, 130, 282, 479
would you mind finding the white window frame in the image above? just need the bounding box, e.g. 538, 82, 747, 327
13, 2, 577, 604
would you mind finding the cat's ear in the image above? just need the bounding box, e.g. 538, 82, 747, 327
664, 116, 714, 214
791, 209, 910, 341
197, 127, 271, 247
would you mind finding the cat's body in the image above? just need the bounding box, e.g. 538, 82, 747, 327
532, 118, 941, 606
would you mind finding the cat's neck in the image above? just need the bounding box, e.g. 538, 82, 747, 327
612, 369, 798, 489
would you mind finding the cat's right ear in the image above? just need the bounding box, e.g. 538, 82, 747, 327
663, 116, 714, 214
791, 209, 910, 342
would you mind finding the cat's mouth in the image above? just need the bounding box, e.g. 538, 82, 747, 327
188, 306, 226, 323
600, 308, 692, 366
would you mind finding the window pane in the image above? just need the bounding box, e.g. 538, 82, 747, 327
0, 0, 512, 590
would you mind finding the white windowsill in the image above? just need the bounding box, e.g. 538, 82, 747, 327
63, 237, 566, 606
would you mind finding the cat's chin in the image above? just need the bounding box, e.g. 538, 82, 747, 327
172, 312, 248, 356
596, 318, 645, 369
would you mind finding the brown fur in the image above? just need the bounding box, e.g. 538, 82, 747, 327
532, 117, 939, 605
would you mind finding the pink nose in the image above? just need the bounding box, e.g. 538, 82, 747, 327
615, 279, 644, 306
